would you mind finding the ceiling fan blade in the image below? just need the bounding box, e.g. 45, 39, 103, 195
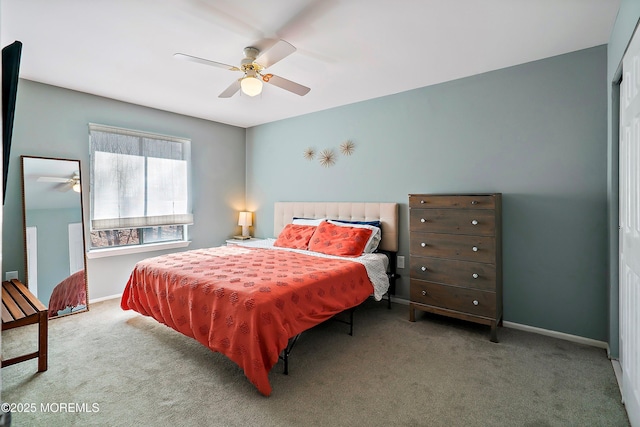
174, 53, 240, 71
275, 0, 339, 41
37, 176, 70, 183
219, 80, 241, 98
256, 40, 296, 69
262, 74, 310, 96
57, 182, 73, 192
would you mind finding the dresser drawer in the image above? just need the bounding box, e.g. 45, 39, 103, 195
410, 256, 496, 291
409, 194, 496, 209
410, 233, 496, 263
410, 208, 495, 235
410, 280, 496, 318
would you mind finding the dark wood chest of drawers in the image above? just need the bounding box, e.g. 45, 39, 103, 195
408, 194, 502, 341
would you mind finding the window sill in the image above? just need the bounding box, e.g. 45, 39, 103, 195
86, 240, 191, 259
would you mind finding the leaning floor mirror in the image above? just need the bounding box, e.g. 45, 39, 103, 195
21, 156, 89, 318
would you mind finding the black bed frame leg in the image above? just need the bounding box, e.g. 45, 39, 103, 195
279, 305, 357, 376
384, 253, 399, 310
280, 334, 300, 375
349, 308, 354, 336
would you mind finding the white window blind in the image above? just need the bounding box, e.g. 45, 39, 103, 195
89, 123, 193, 231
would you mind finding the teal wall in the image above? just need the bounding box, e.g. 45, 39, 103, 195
247, 46, 608, 341
25, 208, 81, 306
0, 43, 614, 343
606, 0, 640, 357
2, 80, 246, 300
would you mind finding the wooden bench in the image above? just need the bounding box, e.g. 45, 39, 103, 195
1, 279, 48, 372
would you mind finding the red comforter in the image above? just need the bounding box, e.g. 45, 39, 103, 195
121, 246, 374, 396
49, 269, 87, 317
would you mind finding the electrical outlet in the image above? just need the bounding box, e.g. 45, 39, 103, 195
397, 256, 405, 269
5, 271, 18, 281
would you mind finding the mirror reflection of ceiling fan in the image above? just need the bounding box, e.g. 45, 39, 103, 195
36, 172, 81, 193
174, 39, 310, 98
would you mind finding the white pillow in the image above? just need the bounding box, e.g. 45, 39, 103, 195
292, 218, 326, 226
327, 220, 381, 253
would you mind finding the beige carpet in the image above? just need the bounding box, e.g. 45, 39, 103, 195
1, 297, 630, 426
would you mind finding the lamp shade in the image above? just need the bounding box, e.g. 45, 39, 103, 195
240, 75, 263, 97
238, 211, 252, 238
238, 211, 252, 226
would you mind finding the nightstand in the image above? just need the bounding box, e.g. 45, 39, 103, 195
226, 238, 264, 246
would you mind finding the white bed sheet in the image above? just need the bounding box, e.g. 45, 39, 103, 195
233, 238, 390, 300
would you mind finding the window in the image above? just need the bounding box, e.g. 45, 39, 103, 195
89, 124, 192, 250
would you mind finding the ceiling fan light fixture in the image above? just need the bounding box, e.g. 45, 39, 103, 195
72, 181, 81, 193
240, 75, 263, 97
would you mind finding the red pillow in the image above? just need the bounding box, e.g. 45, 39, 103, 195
274, 224, 316, 249
308, 221, 373, 257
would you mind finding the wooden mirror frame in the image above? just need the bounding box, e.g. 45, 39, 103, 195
21, 155, 89, 318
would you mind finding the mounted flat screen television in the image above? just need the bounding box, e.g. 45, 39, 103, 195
2, 40, 22, 204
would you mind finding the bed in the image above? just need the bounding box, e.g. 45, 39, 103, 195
121, 202, 398, 396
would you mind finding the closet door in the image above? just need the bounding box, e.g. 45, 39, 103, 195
620, 24, 640, 427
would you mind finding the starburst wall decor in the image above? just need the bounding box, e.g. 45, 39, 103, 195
318, 149, 336, 167
303, 147, 315, 160
340, 140, 355, 156
303, 140, 356, 167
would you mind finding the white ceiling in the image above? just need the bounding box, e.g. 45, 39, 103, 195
22, 157, 82, 210
1, 0, 620, 129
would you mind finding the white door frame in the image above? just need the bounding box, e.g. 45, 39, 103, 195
619, 22, 640, 426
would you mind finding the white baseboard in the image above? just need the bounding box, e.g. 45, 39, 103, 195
611, 359, 623, 401
502, 321, 608, 349
92, 293, 610, 350
391, 296, 410, 305
389, 296, 608, 349
89, 293, 122, 304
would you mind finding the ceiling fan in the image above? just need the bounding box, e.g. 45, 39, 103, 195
174, 39, 310, 98
36, 172, 81, 193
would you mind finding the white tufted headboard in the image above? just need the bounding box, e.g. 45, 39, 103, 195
274, 202, 399, 252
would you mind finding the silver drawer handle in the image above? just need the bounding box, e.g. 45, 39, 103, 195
472, 246, 478, 252
420, 218, 426, 223
473, 300, 479, 306
421, 242, 426, 247
420, 200, 425, 204
422, 290, 427, 296
421, 266, 427, 272
472, 273, 479, 279
471, 219, 478, 225
471, 200, 478, 205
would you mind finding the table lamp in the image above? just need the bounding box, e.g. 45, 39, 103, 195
235, 211, 252, 240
